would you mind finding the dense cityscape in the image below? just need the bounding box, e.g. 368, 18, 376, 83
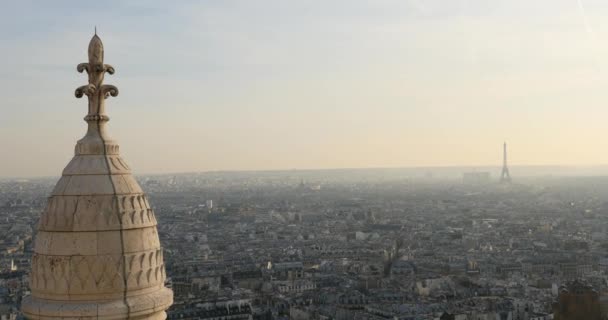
2, 170, 608, 319
4, 0, 608, 319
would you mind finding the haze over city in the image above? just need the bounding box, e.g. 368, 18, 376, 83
7, 1, 608, 320
3, 0, 608, 178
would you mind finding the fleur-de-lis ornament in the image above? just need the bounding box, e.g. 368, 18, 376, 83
75, 33, 119, 122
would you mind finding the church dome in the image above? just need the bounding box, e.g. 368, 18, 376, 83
21, 33, 173, 320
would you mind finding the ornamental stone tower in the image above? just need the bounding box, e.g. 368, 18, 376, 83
21, 33, 173, 319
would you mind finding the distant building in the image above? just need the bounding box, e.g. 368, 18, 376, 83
463, 172, 491, 185
553, 280, 602, 320
168, 300, 253, 320
439, 312, 455, 320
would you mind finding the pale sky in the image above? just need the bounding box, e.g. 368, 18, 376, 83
2, 0, 608, 177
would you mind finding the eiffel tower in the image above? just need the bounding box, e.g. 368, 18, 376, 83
500, 142, 512, 183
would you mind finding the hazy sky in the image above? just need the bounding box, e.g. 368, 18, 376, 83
2, 0, 608, 177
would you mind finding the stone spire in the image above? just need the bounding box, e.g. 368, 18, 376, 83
22, 34, 173, 320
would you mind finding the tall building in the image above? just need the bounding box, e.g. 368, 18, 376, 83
21, 34, 173, 319
500, 142, 512, 183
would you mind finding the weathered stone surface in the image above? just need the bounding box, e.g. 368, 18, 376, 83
38, 194, 158, 232
21, 33, 173, 320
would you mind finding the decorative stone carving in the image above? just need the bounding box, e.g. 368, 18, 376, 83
21, 33, 173, 320
30, 248, 166, 297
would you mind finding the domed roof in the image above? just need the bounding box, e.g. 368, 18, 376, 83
21, 33, 173, 320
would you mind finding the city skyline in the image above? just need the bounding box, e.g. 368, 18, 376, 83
3, 3, 608, 318
3, 0, 608, 177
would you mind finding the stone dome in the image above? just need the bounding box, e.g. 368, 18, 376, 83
21, 33, 173, 319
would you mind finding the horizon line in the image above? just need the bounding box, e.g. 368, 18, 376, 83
7, 163, 608, 180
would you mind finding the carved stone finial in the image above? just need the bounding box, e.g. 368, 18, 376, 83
75, 33, 118, 119
72, 34, 121, 155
